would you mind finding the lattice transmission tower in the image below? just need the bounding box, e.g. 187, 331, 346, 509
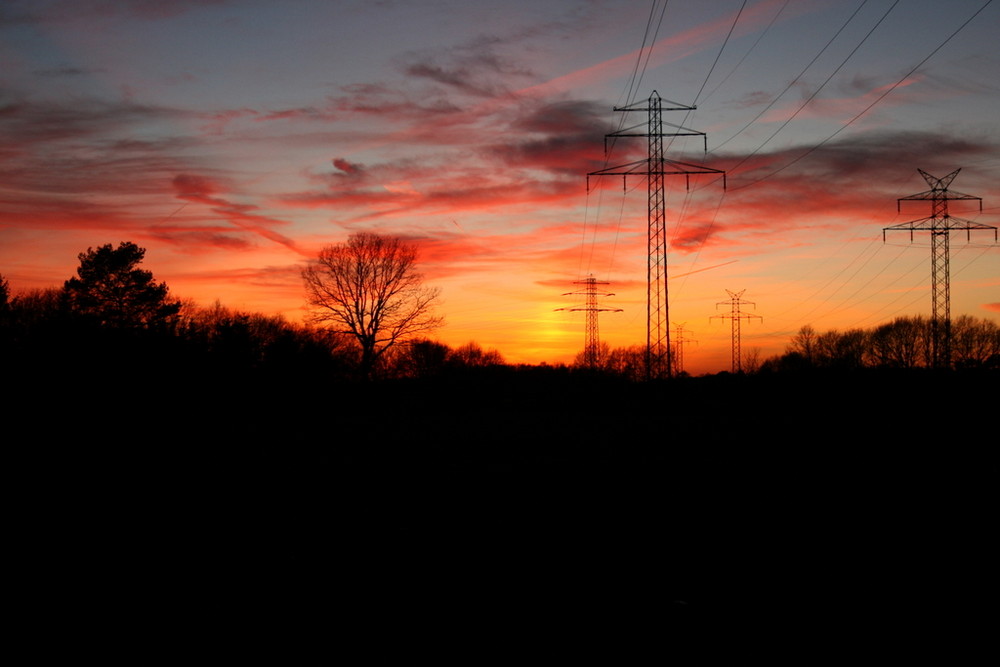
711, 290, 762, 374
588, 91, 726, 380
884, 169, 995, 368
556, 275, 622, 369
671, 322, 697, 375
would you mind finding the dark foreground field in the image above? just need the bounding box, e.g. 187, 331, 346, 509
14, 366, 996, 657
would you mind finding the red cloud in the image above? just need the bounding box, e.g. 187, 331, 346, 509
171, 173, 305, 255
172, 173, 220, 198
332, 158, 364, 175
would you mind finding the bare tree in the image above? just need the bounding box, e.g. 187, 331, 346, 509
742, 346, 763, 374
814, 328, 868, 369
449, 341, 505, 368
0, 273, 9, 313
869, 316, 928, 368
302, 232, 443, 378
605, 344, 647, 381
572, 341, 612, 371
951, 315, 1000, 368
786, 324, 817, 364
386, 338, 452, 378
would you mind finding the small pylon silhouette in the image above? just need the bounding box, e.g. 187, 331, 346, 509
556, 275, 622, 368
711, 290, 762, 373
671, 322, 697, 375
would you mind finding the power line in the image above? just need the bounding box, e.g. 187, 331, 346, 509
619, 0, 670, 112
722, 0, 899, 184
669, 1, 875, 294
691, 0, 747, 107
710, 0, 871, 154
579, 0, 670, 289
728, 0, 994, 191
699, 0, 791, 106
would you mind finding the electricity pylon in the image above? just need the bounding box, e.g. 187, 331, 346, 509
672, 322, 697, 375
556, 275, 622, 369
711, 290, 762, 374
588, 91, 726, 380
884, 169, 995, 368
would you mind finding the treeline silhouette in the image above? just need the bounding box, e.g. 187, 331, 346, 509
3, 248, 996, 647
761, 317, 1000, 372
0, 278, 507, 389
4, 245, 996, 387
576, 317, 999, 376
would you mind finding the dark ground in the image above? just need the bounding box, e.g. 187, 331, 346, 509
12, 366, 997, 657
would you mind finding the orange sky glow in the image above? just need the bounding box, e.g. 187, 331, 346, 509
2, 0, 997, 375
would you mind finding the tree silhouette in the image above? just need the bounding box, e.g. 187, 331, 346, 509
869, 317, 927, 369
950, 315, 1000, 368
787, 325, 818, 364
302, 232, 443, 378
63, 242, 180, 328
389, 338, 452, 378
450, 341, 504, 368
0, 273, 9, 313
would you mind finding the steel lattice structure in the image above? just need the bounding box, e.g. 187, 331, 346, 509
884, 169, 995, 368
557, 275, 621, 368
588, 91, 725, 380
711, 290, 762, 374
671, 322, 697, 375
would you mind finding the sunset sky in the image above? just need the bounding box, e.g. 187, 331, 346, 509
2, 0, 998, 374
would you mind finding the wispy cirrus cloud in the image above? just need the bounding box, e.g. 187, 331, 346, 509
488, 99, 618, 176
1, 0, 228, 24
757, 76, 924, 125
277, 94, 618, 225
395, 35, 535, 99
171, 174, 304, 255
32, 65, 104, 77
0, 96, 185, 145
0, 95, 196, 231
0, 88, 312, 256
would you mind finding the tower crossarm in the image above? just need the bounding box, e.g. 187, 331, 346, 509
897, 190, 982, 205
710, 310, 762, 323
556, 307, 623, 313
612, 93, 693, 112
588, 159, 726, 191
884, 216, 998, 241
604, 122, 710, 152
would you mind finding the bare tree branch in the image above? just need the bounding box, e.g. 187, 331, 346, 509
302, 232, 443, 377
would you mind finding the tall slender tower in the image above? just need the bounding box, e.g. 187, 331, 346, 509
711, 290, 762, 373
557, 275, 622, 368
671, 322, 697, 375
588, 91, 725, 380
884, 169, 995, 368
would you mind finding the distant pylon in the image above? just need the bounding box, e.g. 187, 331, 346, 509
884, 169, 995, 368
556, 275, 622, 368
711, 290, 762, 373
671, 322, 697, 375
588, 91, 726, 380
